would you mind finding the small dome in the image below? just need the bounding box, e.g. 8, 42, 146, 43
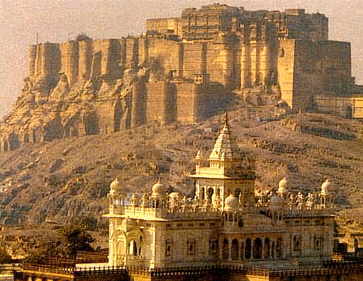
321, 179, 331, 196
110, 178, 122, 193
152, 182, 167, 197
224, 194, 239, 211
278, 177, 288, 194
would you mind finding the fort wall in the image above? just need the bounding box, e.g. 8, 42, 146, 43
3, 3, 359, 153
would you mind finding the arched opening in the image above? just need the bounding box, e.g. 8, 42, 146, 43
8, 133, 20, 151
209, 239, 218, 256
200, 187, 205, 200
187, 239, 196, 256
293, 235, 302, 252
207, 188, 214, 201
245, 238, 252, 259
238, 217, 244, 227
234, 188, 241, 197
129, 240, 138, 256
271, 241, 275, 259
264, 238, 271, 259
165, 239, 172, 257
222, 239, 229, 260
253, 238, 263, 259
23, 133, 30, 144
231, 239, 239, 260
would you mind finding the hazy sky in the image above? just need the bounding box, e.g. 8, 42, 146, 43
1, 0, 363, 116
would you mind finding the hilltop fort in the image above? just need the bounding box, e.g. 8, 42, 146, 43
1, 3, 363, 152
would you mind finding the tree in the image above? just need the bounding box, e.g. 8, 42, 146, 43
58, 225, 95, 258
24, 224, 95, 263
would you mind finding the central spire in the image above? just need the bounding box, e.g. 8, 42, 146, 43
208, 112, 240, 161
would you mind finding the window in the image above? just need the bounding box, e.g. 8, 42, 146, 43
187, 239, 196, 256
209, 239, 218, 256
165, 239, 172, 257
293, 235, 302, 251
314, 236, 323, 251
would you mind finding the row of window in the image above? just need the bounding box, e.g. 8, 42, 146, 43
166, 222, 217, 228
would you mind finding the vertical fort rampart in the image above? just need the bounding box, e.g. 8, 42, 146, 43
0, 3, 357, 153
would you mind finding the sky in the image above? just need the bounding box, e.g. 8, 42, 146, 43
0, 0, 363, 116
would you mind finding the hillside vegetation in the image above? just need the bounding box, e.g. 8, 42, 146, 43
0, 109, 362, 229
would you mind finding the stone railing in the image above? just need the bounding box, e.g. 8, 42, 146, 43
110, 205, 221, 220
20, 259, 363, 278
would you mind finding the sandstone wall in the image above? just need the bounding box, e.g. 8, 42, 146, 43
3, 31, 353, 154
319, 41, 352, 95
277, 39, 352, 111
146, 81, 173, 125
146, 18, 182, 37
277, 40, 295, 109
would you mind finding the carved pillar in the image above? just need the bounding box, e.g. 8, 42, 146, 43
219, 238, 223, 260
250, 239, 254, 260
237, 239, 241, 260
282, 238, 287, 259
240, 239, 245, 260
261, 237, 265, 259
272, 240, 275, 259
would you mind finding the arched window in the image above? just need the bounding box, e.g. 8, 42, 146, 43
165, 239, 172, 257
234, 188, 241, 197
209, 239, 218, 256
231, 239, 239, 260
238, 217, 244, 227
200, 187, 205, 200
129, 240, 138, 256
245, 238, 252, 259
222, 239, 229, 260
271, 241, 275, 259
253, 238, 263, 259
207, 188, 214, 200
187, 239, 196, 256
293, 235, 302, 252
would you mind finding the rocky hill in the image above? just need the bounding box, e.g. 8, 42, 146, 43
0, 107, 362, 227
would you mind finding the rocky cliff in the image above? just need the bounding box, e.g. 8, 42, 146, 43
0, 35, 230, 153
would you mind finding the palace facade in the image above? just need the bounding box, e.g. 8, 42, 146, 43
105, 115, 337, 269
